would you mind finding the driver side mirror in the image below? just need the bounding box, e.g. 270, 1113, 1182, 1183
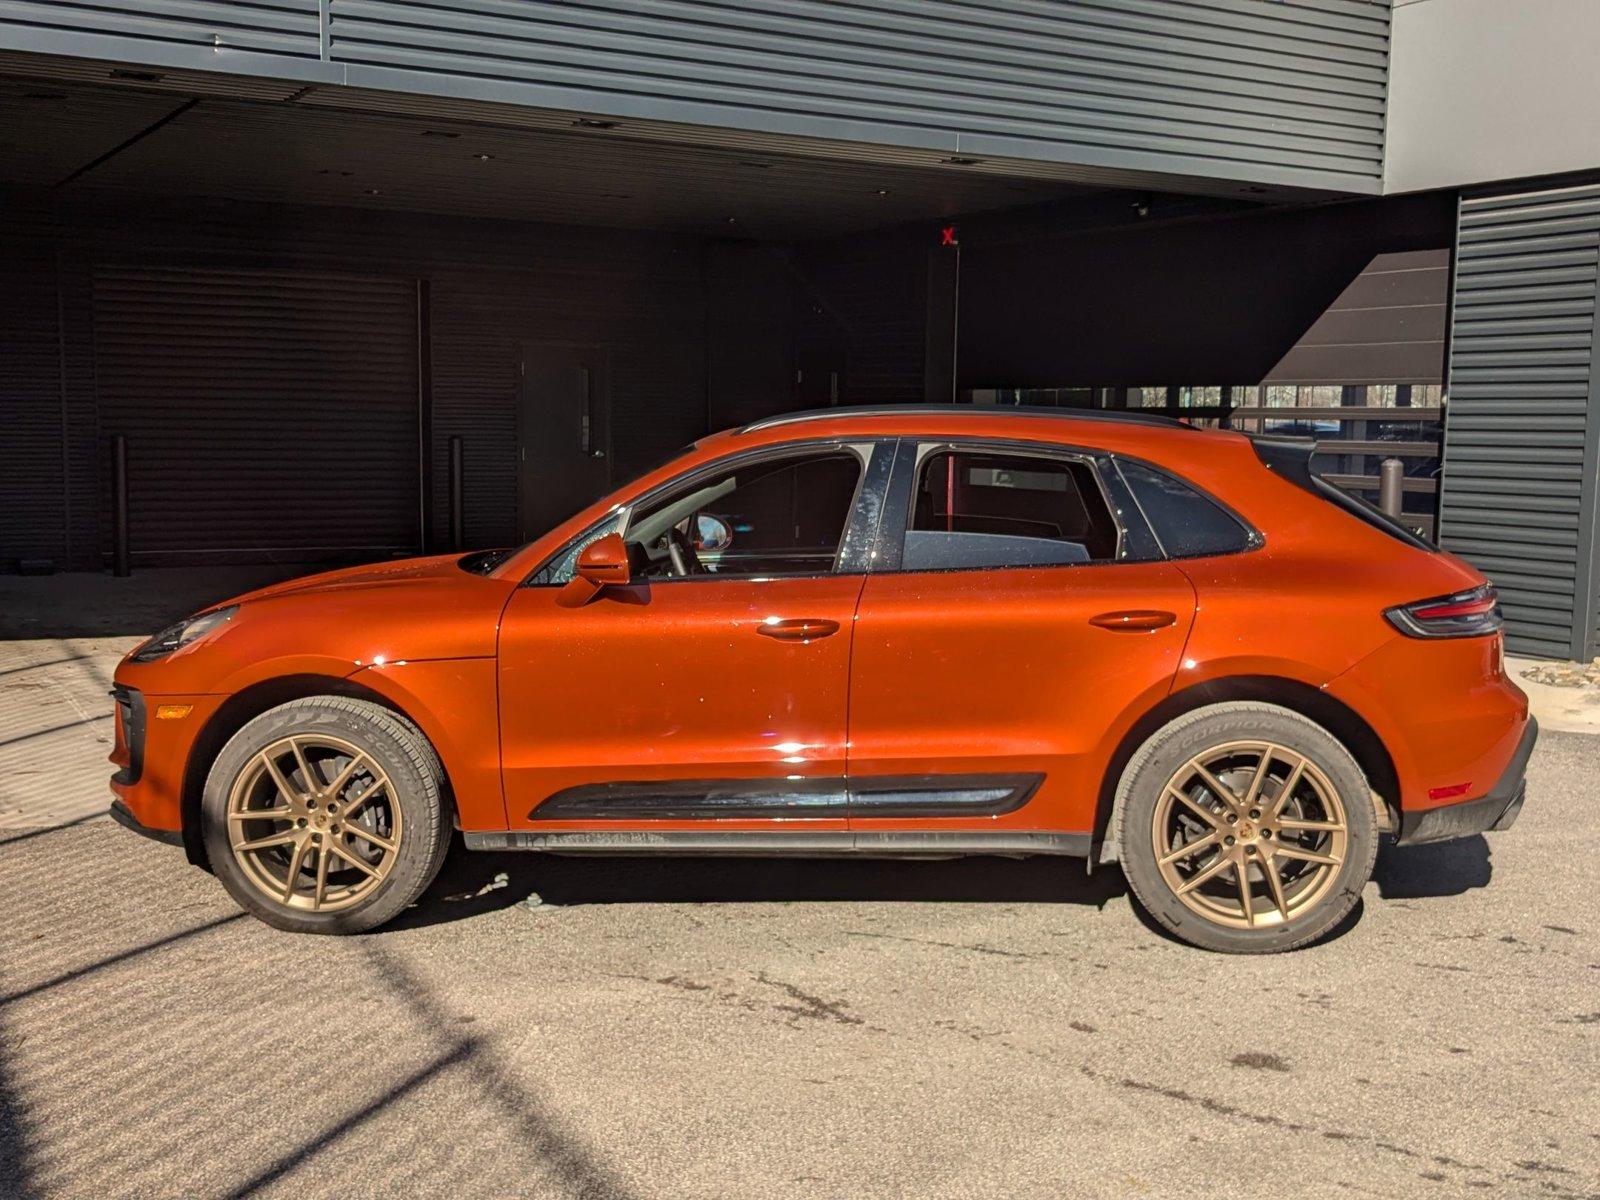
558, 532, 631, 607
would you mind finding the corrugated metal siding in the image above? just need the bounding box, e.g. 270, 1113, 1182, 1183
324, 0, 1388, 191
92, 266, 421, 562
0, 1, 1390, 193
1263, 249, 1448, 385
3, 200, 709, 567
0, 233, 67, 567
328, 0, 1388, 190
794, 235, 926, 406
0, 0, 320, 57
1439, 182, 1600, 661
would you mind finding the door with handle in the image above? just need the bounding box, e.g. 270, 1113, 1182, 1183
845, 440, 1198, 836
518, 344, 610, 541
497, 441, 889, 832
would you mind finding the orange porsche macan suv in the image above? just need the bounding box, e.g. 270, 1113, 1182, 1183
109, 407, 1534, 952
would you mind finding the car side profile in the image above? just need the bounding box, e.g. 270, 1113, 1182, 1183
109, 406, 1534, 953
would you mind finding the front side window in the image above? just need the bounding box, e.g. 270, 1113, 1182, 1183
903, 448, 1120, 571
624, 449, 864, 580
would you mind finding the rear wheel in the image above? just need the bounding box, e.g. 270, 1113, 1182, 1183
1116, 703, 1377, 953
202, 696, 450, 934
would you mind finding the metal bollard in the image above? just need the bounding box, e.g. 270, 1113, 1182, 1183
448, 435, 465, 552
1377, 457, 1404, 520
112, 434, 131, 577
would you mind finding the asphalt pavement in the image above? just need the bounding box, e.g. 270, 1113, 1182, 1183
2, 731, 1599, 1199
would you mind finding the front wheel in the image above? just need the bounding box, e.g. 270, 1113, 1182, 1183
1116, 703, 1377, 954
202, 696, 451, 934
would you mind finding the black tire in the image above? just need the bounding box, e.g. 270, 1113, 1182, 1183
202, 696, 451, 934
1114, 702, 1377, 954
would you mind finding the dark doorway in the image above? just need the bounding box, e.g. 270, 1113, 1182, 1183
518, 344, 611, 540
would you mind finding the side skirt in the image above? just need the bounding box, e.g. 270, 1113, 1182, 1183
462, 830, 1092, 858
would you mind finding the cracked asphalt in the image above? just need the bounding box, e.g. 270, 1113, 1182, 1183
3, 729, 1599, 1199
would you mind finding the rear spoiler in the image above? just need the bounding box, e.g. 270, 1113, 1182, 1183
1249, 434, 1435, 552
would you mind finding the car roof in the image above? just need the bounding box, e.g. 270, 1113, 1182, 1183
738, 404, 1191, 435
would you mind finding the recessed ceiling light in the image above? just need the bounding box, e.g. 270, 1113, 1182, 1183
572, 118, 618, 130
940, 156, 982, 166
873, 188, 889, 196
365, 188, 380, 196
726, 216, 737, 225
474, 153, 495, 161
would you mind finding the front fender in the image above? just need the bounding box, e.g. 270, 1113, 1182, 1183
348, 660, 507, 831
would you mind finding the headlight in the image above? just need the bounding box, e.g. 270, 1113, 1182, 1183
130, 606, 237, 663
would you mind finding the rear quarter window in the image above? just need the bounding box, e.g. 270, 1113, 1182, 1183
1116, 458, 1259, 559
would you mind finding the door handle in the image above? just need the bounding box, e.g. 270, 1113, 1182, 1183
1089, 610, 1177, 632
756, 618, 841, 642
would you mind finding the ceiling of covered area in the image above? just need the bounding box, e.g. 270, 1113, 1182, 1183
0, 50, 1113, 239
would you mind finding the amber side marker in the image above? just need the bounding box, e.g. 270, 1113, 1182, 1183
154, 705, 193, 720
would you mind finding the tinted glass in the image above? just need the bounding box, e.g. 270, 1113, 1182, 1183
905, 450, 1119, 570
1118, 459, 1255, 558
627, 451, 862, 579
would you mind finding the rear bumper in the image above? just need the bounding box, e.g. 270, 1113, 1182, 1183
1397, 717, 1537, 845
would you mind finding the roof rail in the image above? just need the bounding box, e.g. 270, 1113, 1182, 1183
738, 404, 1193, 434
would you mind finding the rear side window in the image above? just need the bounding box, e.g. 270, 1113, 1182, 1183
1116, 459, 1258, 559
904, 449, 1119, 571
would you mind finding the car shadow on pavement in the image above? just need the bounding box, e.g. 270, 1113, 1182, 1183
1372, 835, 1493, 899
390, 838, 1127, 930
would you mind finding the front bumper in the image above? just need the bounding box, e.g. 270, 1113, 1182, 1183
1397, 717, 1537, 845
109, 798, 185, 847
108, 684, 221, 850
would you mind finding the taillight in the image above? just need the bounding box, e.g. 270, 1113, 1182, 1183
1385, 584, 1503, 639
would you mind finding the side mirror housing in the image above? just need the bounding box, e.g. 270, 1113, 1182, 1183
558, 532, 630, 606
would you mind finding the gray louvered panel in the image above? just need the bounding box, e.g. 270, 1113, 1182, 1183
0, 0, 320, 56
319, 0, 1389, 192
1439, 180, 1600, 660
92, 266, 420, 562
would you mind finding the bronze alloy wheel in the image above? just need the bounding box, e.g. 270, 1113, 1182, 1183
1151, 739, 1349, 930
227, 733, 402, 913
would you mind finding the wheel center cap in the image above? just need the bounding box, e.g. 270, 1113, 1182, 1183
1238, 821, 1257, 840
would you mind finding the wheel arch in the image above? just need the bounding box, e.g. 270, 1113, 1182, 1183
178, 674, 454, 869
1091, 674, 1398, 865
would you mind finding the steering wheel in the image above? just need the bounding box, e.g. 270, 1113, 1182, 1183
666, 526, 704, 577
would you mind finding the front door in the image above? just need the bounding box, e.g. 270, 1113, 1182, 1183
518, 344, 610, 540
845, 440, 1197, 837
498, 441, 887, 835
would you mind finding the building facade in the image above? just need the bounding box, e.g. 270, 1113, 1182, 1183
0, 1, 1598, 659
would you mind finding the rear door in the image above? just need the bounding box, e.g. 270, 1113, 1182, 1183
846, 439, 1197, 839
